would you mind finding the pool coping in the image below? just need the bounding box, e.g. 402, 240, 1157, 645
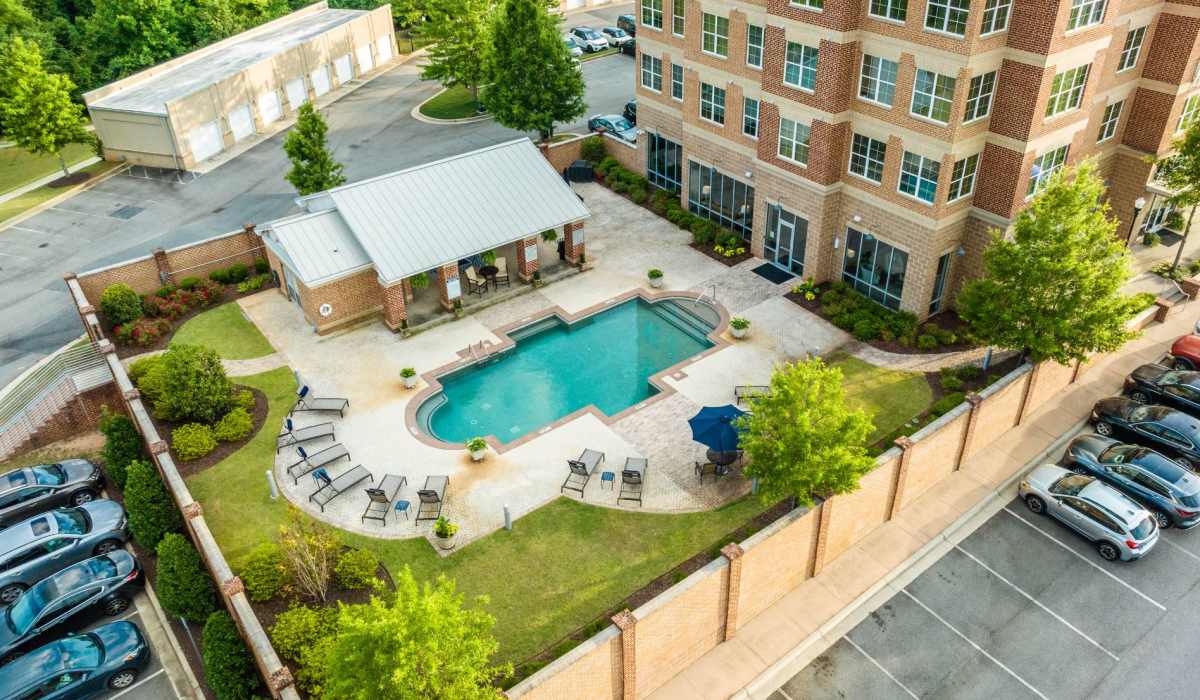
403, 287, 733, 455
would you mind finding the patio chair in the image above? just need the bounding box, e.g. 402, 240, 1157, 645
618, 457, 647, 506
276, 418, 335, 453
287, 443, 350, 484
464, 266, 487, 296
415, 475, 449, 522
291, 386, 350, 417
493, 257, 511, 288
310, 464, 373, 512
694, 461, 730, 484
361, 474, 406, 525
734, 385, 771, 406
561, 448, 605, 497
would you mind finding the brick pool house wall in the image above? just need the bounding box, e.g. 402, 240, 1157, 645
516, 236, 540, 282
564, 222, 585, 263
436, 263, 460, 311
382, 283, 407, 330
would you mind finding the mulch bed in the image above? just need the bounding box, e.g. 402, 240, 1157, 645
688, 242, 754, 267
47, 171, 92, 188
111, 284, 276, 360
145, 385, 269, 478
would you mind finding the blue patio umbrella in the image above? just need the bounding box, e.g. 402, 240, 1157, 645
688, 404, 747, 453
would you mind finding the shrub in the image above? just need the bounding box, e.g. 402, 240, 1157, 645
155, 344, 234, 423
173, 423, 216, 461
214, 408, 254, 442
1130, 291, 1157, 312
240, 543, 288, 602
595, 156, 619, 176
234, 390, 256, 412
940, 375, 964, 392
124, 459, 183, 549
931, 392, 966, 417
334, 548, 378, 590
237, 274, 271, 294
610, 179, 628, 194
100, 283, 143, 325
279, 507, 338, 602
630, 187, 647, 204
852, 318, 880, 341
156, 533, 217, 622
130, 355, 167, 406
202, 611, 262, 700
689, 218, 714, 244
916, 334, 938, 351
155, 284, 178, 298
270, 605, 336, 695
665, 207, 685, 225
209, 268, 231, 284
115, 317, 171, 346
254, 257, 270, 274
647, 268, 663, 279
227, 263, 249, 283
956, 365, 983, 381
580, 135, 606, 163
98, 408, 143, 490
179, 276, 202, 291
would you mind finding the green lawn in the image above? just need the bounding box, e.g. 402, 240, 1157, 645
0, 161, 121, 225
187, 367, 772, 665
171, 302, 275, 360
0, 142, 95, 195
829, 355, 934, 446
580, 47, 619, 62
419, 84, 486, 120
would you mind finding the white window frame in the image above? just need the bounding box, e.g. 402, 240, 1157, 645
641, 0, 663, 30
743, 97, 759, 138
1117, 26, 1146, 73
1045, 64, 1090, 117
947, 153, 978, 201
702, 13, 729, 58
1097, 100, 1123, 142
672, 0, 684, 36
898, 151, 941, 204
911, 69, 956, 124
848, 133, 887, 183
671, 63, 684, 100
963, 71, 996, 122
859, 55, 898, 107
1066, 0, 1106, 32
980, 0, 1011, 35
641, 54, 662, 92
746, 25, 764, 69
869, 0, 907, 22
1027, 145, 1069, 197
784, 42, 819, 92
924, 0, 970, 36
791, 0, 823, 9
700, 82, 726, 125
777, 118, 811, 165
1179, 94, 1200, 133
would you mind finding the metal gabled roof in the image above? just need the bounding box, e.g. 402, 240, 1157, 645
261, 209, 372, 287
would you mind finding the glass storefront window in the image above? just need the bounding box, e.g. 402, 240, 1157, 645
688, 160, 755, 240
647, 134, 682, 191
842, 228, 908, 310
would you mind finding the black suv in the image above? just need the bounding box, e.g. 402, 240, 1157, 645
1090, 397, 1200, 469
1124, 363, 1200, 417
617, 14, 636, 36
0, 460, 103, 530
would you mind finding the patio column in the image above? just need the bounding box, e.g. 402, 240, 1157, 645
563, 221, 585, 264
436, 263, 461, 311
515, 236, 540, 282
402, 278, 414, 304
382, 283, 407, 330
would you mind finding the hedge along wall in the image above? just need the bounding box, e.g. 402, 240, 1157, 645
541, 132, 642, 177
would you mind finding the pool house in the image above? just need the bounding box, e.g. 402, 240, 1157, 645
260, 138, 591, 334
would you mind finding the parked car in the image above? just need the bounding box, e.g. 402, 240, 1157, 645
1064, 434, 1200, 528
1090, 396, 1200, 468
0, 460, 103, 531
563, 36, 583, 59
0, 620, 151, 697
587, 114, 640, 143
1019, 464, 1159, 561
0, 501, 128, 605
601, 26, 632, 46
1169, 334, 1200, 369
617, 13, 637, 36
620, 37, 637, 56
1123, 363, 1200, 416
570, 27, 609, 53
623, 99, 637, 125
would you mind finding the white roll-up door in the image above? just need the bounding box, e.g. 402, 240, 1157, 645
187, 121, 224, 162
285, 77, 307, 111
257, 90, 282, 124
376, 35, 393, 63
355, 44, 374, 73
311, 65, 331, 97
334, 54, 353, 84
228, 104, 255, 142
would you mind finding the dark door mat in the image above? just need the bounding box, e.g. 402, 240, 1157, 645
751, 263, 795, 285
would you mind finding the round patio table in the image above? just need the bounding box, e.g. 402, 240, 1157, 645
707, 449, 741, 467
479, 265, 499, 288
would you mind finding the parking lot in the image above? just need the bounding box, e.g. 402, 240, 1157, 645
64, 589, 183, 700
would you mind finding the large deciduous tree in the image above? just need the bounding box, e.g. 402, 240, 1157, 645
0, 36, 91, 176
283, 103, 346, 195
420, 0, 493, 104
958, 159, 1140, 365
1154, 119, 1200, 275
80, 0, 184, 85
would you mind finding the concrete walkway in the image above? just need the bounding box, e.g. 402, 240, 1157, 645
121, 349, 286, 377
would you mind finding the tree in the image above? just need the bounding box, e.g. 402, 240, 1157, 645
1152, 119, 1200, 275
156, 533, 218, 622
420, 0, 492, 104
124, 459, 183, 549
80, 0, 184, 86
323, 569, 510, 699
202, 611, 262, 700
283, 103, 346, 195
156, 344, 234, 424
740, 359, 876, 507
277, 507, 338, 603
487, 0, 585, 140
0, 37, 91, 176
959, 159, 1139, 365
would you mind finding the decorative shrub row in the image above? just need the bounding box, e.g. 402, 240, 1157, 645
208, 257, 269, 285
98, 407, 144, 489
241, 543, 289, 602
202, 611, 262, 700
595, 156, 650, 204
172, 423, 217, 461
334, 549, 379, 590
124, 459, 184, 549
806, 281, 969, 349
156, 533, 218, 622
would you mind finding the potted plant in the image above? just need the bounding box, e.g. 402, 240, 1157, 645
453, 298, 464, 319
410, 272, 429, 290
647, 268, 664, 289
466, 436, 488, 462
433, 516, 458, 551
400, 367, 418, 389
532, 269, 544, 288
481, 250, 497, 266
730, 317, 751, 339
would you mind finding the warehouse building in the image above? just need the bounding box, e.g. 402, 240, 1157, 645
83, 1, 396, 171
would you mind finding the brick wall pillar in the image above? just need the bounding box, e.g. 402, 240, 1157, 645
152, 247, 171, 284
402, 278, 414, 304
955, 393, 983, 470
1017, 362, 1041, 425
811, 497, 834, 577
382, 283, 407, 330
612, 609, 637, 698
436, 263, 461, 311
515, 236, 540, 282
563, 221, 585, 264
889, 436, 915, 519
720, 543, 744, 641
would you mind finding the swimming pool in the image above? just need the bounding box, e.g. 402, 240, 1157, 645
415, 297, 717, 445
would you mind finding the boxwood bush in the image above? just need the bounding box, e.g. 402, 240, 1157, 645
172, 423, 216, 461
270, 604, 336, 695
98, 408, 144, 490
202, 611, 262, 700
156, 533, 217, 622
931, 392, 966, 417
240, 542, 288, 602
156, 344, 234, 424
124, 459, 183, 549
99, 283, 143, 325
334, 548, 378, 590
580, 135, 606, 163
214, 408, 253, 443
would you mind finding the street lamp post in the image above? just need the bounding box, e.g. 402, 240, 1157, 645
1126, 196, 1147, 246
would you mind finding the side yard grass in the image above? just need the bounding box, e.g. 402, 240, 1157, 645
830, 354, 934, 446
419, 84, 485, 119
0, 160, 121, 225
170, 302, 275, 360
0, 142, 94, 194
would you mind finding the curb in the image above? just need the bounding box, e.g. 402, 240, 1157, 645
411, 87, 493, 125
137, 573, 206, 699
0, 156, 101, 204
0, 162, 128, 233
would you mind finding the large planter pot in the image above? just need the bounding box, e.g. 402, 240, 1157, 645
470, 449, 487, 462
649, 277, 663, 289
731, 326, 748, 339
437, 534, 457, 551
402, 375, 418, 389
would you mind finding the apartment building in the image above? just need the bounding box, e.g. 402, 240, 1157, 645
632, 0, 1200, 317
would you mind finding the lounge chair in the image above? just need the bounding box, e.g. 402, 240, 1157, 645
415, 475, 449, 522
291, 386, 350, 417
493, 257, 511, 288
276, 418, 335, 453
287, 444, 350, 484
464, 266, 487, 296
695, 461, 730, 484
734, 385, 771, 406
561, 448, 605, 497
311, 464, 373, 512
619, 457, 647, 506
361, 474, 406, 525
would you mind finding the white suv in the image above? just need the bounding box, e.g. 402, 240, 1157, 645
570, 27, 610, 53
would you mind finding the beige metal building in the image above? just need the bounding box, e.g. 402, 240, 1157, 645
83, 2, 396, 171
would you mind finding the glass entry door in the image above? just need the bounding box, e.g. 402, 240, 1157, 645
764, 204, 807, 275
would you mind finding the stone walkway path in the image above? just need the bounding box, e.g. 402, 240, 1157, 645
121, 349, 287, 377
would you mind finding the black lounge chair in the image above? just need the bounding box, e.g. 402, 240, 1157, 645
695, 461, 730, 484
287, 444, 350, 484
561, 448, 605, 497
415, 475, 449, 522
362, 474, 406, 525
291, 386, 350, 417
311, 464, 372, 512
276, 418, 335, 453
619, 457, 647, 506
735, 385, 771, 406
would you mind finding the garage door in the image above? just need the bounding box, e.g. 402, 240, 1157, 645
258, 90, 282, 124
566, 0, 584, 8
311, 65, 331, 97
376, 35, 393, 63
356, 44, 374, 73
334, 54, 353, 85
228, 104, 255, 142
285, 77, 307, 111
187, 121, 223, 162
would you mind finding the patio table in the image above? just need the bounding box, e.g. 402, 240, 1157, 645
706, 449, 741, 467
480, 265, 499, 289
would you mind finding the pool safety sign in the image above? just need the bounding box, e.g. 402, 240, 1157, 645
446, 277, 462, 300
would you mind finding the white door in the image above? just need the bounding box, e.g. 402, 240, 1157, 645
376, 35, 393, 63
334, 54, 353, 84
187, 121, 223, 162
228, 104, 255, 142
285, 77, 307, 111
355, 44, 374, 73
311, 65, 331, 97
257, 90, 282, 124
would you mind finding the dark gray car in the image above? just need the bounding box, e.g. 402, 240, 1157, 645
0, 460, 103, 530
0, 501, 128, 604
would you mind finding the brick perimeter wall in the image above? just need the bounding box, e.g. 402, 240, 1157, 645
6, 382, 122, 456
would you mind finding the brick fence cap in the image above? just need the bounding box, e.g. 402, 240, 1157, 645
269, 667, 295, 691
966, 392, 983, 405
182, 502, 203, 519
97, 340, 116, 354
243, 223, 257, 233
63, 272, 78, 281
122, 388, 140, 401
611, 609, 637, 630
222, 576, 245, 596
720, 542, 744, 561
149, 440, 169, 455
894, 435, 915, 449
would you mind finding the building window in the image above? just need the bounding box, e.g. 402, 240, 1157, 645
899, 151, 940, 203
859, 55, 898, 107
700, 82, 726, 124
672, 0, 685, 35
1179, 94, 1200, 132
743, 98, 759, 138
849, 133, 887, 183
924, 0, 969, 36
1117, 26, 1146, 72
1027, 145, 1069, 196
784, 42, 819, 91
843, 228, 908, 310
1067, 0, 1106, 31
792, 0, 823, 8
746, 25, 764, 68
647, 134, 683, 190
1097, 101, 1123, 142
641, 0, 663, 28
929, 252, 952, 314
911, 69, 956, 123
1045, 65, 1090, 117
702, 14, 729, 57
688, 161, 755, 239
777, 118, 811, 165
947, 153, 978, 201
641, 54, 662, 92
963, 71, 995, 122
980, 0, 1011, 34
869, 0, 907, 22
671, 64, 684, 100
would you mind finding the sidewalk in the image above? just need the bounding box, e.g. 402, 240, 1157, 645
0, 156, 100, 204
646, 301, 1197, 700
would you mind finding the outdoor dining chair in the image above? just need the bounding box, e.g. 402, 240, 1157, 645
464, 267, 488, 296
494, 257, 511, 288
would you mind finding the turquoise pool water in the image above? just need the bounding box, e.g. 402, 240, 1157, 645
417, 298, 716, 444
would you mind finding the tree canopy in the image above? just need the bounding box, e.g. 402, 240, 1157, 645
1152, 119, 1200, 274
0, 35, 91, 174
283, 103, 346, 195
420, 0, 492, 103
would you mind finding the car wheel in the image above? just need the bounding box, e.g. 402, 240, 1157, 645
0, 583, 25, 604
71, 489, 96, 506
93, 539, 121, 555
104, 596, 131, 616
1153, 510, 1172, 529
1024, 495, 1046, 515
1096, 541, 1121, 562
1130, 390, 1150, 404
108, 669, 139, 690
1095, 421, 1114, 437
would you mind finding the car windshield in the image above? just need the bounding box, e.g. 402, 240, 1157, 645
3, 471, 28, 488
608, 28, 625, 36
1099, 445, 1141, 464
1131, 517, 1155, 540
564, 37, 577, 47
1050, 473, 1091, 496
609, 117, 633, 131
7, 580, 53, 634
59, 633, 103, 668
30, 464, 66, 486
53, 508, 88, 535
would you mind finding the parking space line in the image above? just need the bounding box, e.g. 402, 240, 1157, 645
1159, 536, 1200, 564
1002, 507, 1166, 611
5, 225, 52, 235
105, 668, 164, 700
775, 686, 798, 700
954, 545, 1119, 661
49, 206, 109, 219
901, 590, 1047, 700
844, 636, 921, 700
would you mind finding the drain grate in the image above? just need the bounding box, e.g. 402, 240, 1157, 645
110, 206, 144, 220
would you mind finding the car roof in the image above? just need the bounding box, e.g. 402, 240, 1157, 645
1158, 409, 1200, 433
1131, 450, 1189, 483
1080, 481, 1145, 526
1, 513, 62, 553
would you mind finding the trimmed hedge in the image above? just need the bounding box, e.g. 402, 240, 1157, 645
269, 604, 336, 696
202, 611, 262, 700
124, 459, 183, 549
156, 533, 217, 622
931, 392, 966, 417
580, 135, 606, 163
233, 390, 255, 413
214, 408, 253, 443
98, 408, 143, 490
156, 344, 234, 424
99, 283, 143, 325
172, 423, 216, 461
240, 543, 288, 602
